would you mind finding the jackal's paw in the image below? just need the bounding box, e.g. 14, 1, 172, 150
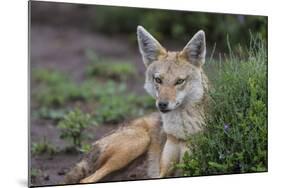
80, 179, 90, 184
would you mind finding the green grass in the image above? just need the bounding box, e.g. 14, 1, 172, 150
86, 50, 136, 81
32, 107, 68, 122
176, 36, 267, 176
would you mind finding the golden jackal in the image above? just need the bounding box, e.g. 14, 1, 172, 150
64, 26, 209, 184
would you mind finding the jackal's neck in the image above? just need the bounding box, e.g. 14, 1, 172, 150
161, 102, 206, 140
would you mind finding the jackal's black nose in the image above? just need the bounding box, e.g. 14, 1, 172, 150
158, 101, 168, 110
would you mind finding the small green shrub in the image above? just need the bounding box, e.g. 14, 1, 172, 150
32, 69, 94, 107
177, 37, 267, 176
31, 138, 57, 155
32, 107, 67, 121
96, 93, 135, 123
93, 80, 127, 98
30, 168, 41, 182
32, 69, 67, 84
58, 109, 92, 149
92, 81, 155, 123
135, 95, 156, 110
86, 50, 136, 80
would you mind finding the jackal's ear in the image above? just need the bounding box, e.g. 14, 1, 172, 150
137, 26, 167, 67
180, 30, 206, 66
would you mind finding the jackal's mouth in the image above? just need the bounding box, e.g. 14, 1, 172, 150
159, 109, 171, 113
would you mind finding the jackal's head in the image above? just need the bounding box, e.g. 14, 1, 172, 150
137, 26, 207, 113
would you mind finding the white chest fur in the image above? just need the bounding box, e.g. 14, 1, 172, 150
161, 109, 203, 140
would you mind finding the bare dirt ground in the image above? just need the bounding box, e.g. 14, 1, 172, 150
30, 25, 151, 187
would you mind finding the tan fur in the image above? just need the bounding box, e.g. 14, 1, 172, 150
64, 26, 209, 184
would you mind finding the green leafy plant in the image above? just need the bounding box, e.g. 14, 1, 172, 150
30, 168, 41, 182
79, 143, 92, 153
32, 68, 67, 84
58, 109, 92, 149
31, 138, 57, 155
177, 36, 267, 176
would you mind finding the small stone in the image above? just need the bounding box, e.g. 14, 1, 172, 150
57, 169, 67, 176
129, 174, 137, 178
43, 174, 49, 181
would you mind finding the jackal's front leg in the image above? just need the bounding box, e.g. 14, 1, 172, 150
159, 135, 180, 178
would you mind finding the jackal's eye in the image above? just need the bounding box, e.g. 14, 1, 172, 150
175, 79, 185, 85
154, 77, 162, 84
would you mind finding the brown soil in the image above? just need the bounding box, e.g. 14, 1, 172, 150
30, 25, 150, 187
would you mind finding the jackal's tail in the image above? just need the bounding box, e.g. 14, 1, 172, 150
63, 144, 101, 184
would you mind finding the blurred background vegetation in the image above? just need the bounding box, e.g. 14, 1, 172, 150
31, 1, 267, 55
